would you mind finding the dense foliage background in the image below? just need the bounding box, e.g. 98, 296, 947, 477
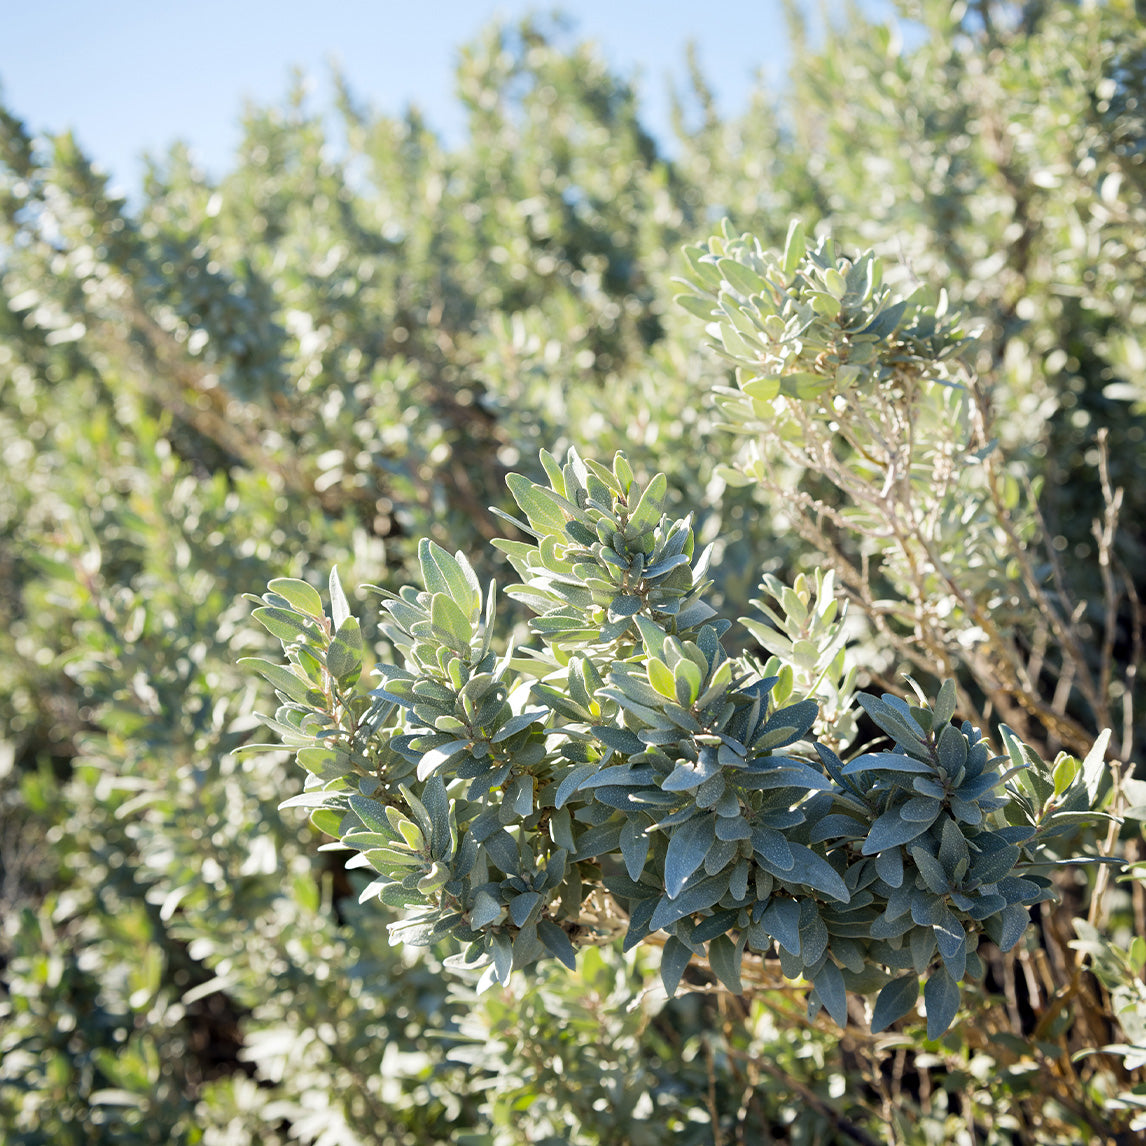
2, 1, 1146, 1142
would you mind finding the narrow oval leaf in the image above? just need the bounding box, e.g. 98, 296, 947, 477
626, 472, 668, 538
814, 960, 848, 1028
862, 806, 932, 855
924, 966, 961, 1039
660, 935, 694, 997
538, 919, 577, 970
268, 578, 323, 617
871, 973, 919, 1033
664, 815, 717, 898
707, 934, 743, 994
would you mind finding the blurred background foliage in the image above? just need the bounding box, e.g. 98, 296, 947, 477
2, 1, 1145, 1142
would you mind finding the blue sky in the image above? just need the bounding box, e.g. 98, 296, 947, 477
1, 1, 898, 194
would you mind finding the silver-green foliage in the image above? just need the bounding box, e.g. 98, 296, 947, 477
247, 442, 1107, 1037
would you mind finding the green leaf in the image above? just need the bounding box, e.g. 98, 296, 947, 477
660, 935, 694, 997
782, 218, 806, 275
674, 658, 703, 706
252, 606, 319, 645
676, 293, 717, 320
762, 899, 801, 956
538, 919, 577, 970
506, 473, 569, 535
924, 966, 961, 1039
707, 934, 743, 994
842, 751, 932, 777
626, 472, 668, 538
969, 840, 1020, 885
871, 973, 919, 1033
995, 904, 1030, 952
609, 593, 643, 619
665, 815, 716, 898
751, 826, 794, 872
508, 891, 542, 927
592, 725, 646, 755
491, 709, 547, 742
431, 593, 473, 653
910, 846, 950, 895
648, 656, 676, 699
326, 617, 363, 683
786, 844, 850, 902
329, 566, 351, 629
239, 658, 311, 704
718, 257, 767, 297
862, 807, 930, 854
741, 375, 781, 401
932, 679, 958, 728
937, 724, 968, 773
268, 578, 323, 617
939, 818, 970, 881
650, 874, 729, 930
814, 960, 848, 1028
1080, 729, 1111, 805
620, 818, 649, 881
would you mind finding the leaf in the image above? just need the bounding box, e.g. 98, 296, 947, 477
420, 539, 481, 615
347, 794, 390, 834
718, 256, 767, 297
508, 891, 542, 927
707, 934, 743, 994
909, 923, 936, 973
592, 725, 646, 755
620, 818, 650, 881
674, 658, 703, 707
417, 739, 470, 782
627, 472, 668, 538
431, 593, 473, 653
937, 724, 968, 773
491, 709, 548, 743
470, 890, 502, 929
751, 825, 794, 871
843, 752, 932, 776
660, 935, 694, 997
664, 815, 716, 898
538, 920, 577, 970
491, 933, 513, 985
506, 473, 569, 535
931, 679, 958, 728
995, 904, 1030, 953
924, 966, 961, 1039
909, 846, 950, 896
328, 566, 351, 629
649, 874, 729, 930
677, 293, 716, 320
608, 594, 644, 619
871, 974, 919, 1033
814, 960, 848, 1028
1081, 728, 1111, 805
252, 606, 319, 645
782, 218, 806, 275
268, 578, 323, 617
239, 658, 311, 704
932, 908, 965, 961
786, 844, 850, 902
939, 818, 970, 881
326, 617, 363, 683
422, 776, 452, 859
862, 807, 930, 854
875, 846, 904, 888
556, 764, 600, 808
900, 796, 942, 824
762, 898, 801, 956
